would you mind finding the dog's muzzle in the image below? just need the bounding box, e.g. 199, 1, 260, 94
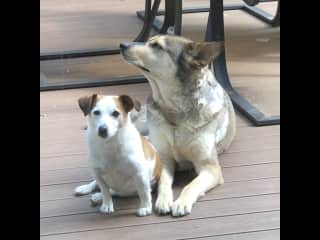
120, 42, 150, 72
120, 42, 144, 51
98, 125, 108, 138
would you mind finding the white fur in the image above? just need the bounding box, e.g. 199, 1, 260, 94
74, 96, 158, 217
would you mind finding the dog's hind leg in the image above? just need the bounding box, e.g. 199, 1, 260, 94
74, 180, 99, 196
171, 156, 224, 217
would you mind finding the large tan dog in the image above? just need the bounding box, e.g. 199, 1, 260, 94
120, 35, 236, 217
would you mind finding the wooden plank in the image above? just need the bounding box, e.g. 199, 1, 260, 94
40, 124, 279, 147
40, 193, 279, 236
40, 147, 280, 195
40, 173, 279, 202
185, 229, 280, 240
40, 83, 251, 128
40, 126, 279, 171
40, 132, 279, 158
40, 108, 250, 130
41, 177, 279, 217
40, 211, 279, 239
40, 162, 280, 186
40, 145, 279, 172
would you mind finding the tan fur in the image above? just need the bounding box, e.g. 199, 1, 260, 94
113, 96, 128, 126
121, 35, 236, 217
78, 94, 103, 116
140, 135, 162, 181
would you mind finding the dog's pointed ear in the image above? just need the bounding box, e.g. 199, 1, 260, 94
183, 41, 224, 69
78, 94, 98, 116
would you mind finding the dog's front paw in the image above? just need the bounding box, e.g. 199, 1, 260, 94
155, 192, 173, 215
136, 206, 152, 217
99, 202, 114, 214
90, 193, 103, 206
74, 184, 93, 196
171, 197, 193, 217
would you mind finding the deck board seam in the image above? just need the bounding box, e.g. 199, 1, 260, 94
40, 209, 280, 237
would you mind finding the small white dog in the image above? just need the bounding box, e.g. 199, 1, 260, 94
74, 94, 162, 217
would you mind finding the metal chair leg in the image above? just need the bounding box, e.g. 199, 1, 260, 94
173, 0, 182, 35
159, 0, 175, 33
136, 0, 280, 30
243, 0, 280, 27
40, 0, 161, 90
135, 0, 161, 41
40, 0, 161, 61
136, 0, 181, 35
206, 0, 279, 126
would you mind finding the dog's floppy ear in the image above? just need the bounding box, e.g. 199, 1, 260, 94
119, 95, 136, 113
78, 94, 98, 116
183, 41, 224, 69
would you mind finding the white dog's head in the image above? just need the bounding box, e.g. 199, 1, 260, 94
78, 94, 141, 140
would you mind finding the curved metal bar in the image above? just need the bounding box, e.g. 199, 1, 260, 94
135, 0, 161, 42
206, 0, 279, 126
242, 0, 280, 27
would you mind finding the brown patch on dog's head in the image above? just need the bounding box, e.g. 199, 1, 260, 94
118, 95, 141, 113
78, 94, 101, 116
183, 41, 224, 69
113, 95, 141, 125
119, 95, 134, 113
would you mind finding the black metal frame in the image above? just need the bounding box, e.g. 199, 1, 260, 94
206, 0, 280, 126
137, 0, 280, 31
40, 0, 161, 62
40, 0, 279, 126
40, 75, 147, 91
40, 0, 162, 91
136, 0, 279, 126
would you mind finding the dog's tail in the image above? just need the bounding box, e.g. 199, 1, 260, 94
130, 104, 149, 136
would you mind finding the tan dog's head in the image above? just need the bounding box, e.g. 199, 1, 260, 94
78, 94, 141, 139
120, 35, 223, 81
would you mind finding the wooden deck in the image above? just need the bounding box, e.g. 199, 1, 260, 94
40, 0, 279, 239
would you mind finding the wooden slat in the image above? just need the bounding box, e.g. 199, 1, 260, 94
40, 124, 279, 147
40, 131, 279, 158
41, 177, 279, 217
40, 145, 279, 172
41, 211, 279, 239
40, 82, 251, 128
40, 160, 279, 187
40, 193, 279, 236
40, 211, 279, 239
184, 229, 280, 240
40, 168, 279, 201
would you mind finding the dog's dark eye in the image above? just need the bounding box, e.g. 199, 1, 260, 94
150, 42, 162, 50
111, 110, 120, 118
93, 110, 101, 116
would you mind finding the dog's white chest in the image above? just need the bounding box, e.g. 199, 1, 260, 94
100, 168, 137, 193
87, 127, 154, 194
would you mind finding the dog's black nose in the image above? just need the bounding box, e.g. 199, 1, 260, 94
98, 125, 108, 138
120, 42, 130, 50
